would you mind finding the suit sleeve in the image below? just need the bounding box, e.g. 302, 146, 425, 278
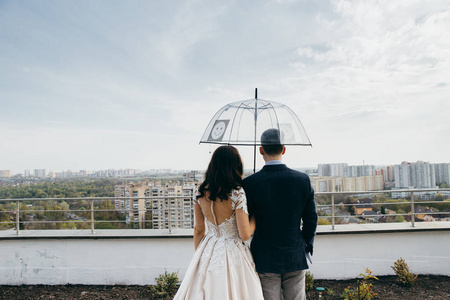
301, 177, 318, 254
242, 179, 255, 217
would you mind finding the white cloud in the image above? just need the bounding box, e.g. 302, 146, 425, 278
281, 0, 450, 166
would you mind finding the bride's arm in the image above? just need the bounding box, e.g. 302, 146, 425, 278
193, 203, 206, 250
236, 210, 255, 241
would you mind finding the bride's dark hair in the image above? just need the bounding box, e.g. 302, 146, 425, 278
198, 145, 243, 201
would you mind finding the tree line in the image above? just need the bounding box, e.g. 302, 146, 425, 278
0, 179, 130, 230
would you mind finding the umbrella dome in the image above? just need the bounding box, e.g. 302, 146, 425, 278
200, 98, 312, 146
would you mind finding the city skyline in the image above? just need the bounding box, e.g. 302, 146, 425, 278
1, 1, 449, 173
2, 159, 450, 177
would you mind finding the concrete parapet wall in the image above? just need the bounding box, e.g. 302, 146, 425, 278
1, 237, 194, 285
311, 230, 450, 279
1, 225, 449, 285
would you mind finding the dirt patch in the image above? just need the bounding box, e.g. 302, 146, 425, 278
308, 275, 450, 299
0, 275, 449, 299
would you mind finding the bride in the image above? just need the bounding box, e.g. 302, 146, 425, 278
173, 146, 264, 299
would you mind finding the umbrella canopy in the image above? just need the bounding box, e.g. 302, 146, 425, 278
200, 90, 312, 172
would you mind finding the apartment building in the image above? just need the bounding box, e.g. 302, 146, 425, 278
151, 183, 196, 230
394, 161, 437, 188
0, 170, 11, 178
311, 175, 384, 192
375, 166, 395, 182
115, 180, 197, 230
114, 184, 149, 229
434, 163, 450, 186
34, 169, 46, 178
318, 163, 348, 177
318, 163, 376, 178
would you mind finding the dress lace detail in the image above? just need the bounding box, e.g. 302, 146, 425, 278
230, 188, 249, 215
197, 188, 250, 276
198, 218, 248, 276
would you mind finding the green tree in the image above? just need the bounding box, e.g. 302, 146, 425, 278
435, 193, 445, 201
318, 218, 331, 225
394, 215, 405, 222
0, 206, 13, 229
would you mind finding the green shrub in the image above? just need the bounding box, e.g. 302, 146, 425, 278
318, 218, 332, 225
305, 271, 314, 291
340, 268, 378, 300
391, 257, 417, 287
149, 270, 180, 299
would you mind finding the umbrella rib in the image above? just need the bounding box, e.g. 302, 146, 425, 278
284, 104, 312, 146
228, 101, 247, 144
267, 101, 281, 134
256, 102, 272, 116
234, 104, 246, 144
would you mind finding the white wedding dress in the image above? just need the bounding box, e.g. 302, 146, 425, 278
173, 188, 264, 300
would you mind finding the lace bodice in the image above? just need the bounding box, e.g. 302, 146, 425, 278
193, 188, 250, 275
194, 187, 248, 239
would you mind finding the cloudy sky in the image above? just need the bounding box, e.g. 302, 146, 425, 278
1, 0, 449, 174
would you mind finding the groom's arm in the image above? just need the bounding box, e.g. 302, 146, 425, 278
242, 178, 255, 217
301, 178, 318, 255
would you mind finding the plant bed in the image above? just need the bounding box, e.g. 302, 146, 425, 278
0, 275, 449, 299
308, 275, 450, 299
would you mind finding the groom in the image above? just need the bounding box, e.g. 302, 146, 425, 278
243, 128, 318, 300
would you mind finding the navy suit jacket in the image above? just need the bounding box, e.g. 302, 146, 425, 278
243, 164, 318, 274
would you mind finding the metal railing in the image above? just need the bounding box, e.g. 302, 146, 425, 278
0, 189, 449, 235
315, 188, 450, 229
0, 196, 195, 235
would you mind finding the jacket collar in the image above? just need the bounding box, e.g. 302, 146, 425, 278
261, 164, 288, 171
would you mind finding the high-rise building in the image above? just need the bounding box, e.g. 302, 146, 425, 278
318, 163, 348, 177
114, 180, 196, 230
375, 166, 394, 182
318, 163, 375, 177
183, 171, 203, 182
34, 169, 46, 178
434, 163, 450, 186
150, 183, 196, 230
0, 170, 11, 178
347, 165, 375, 177
310, 175, 384, 192
114, 183, 150, 229
394, 161, 436, 188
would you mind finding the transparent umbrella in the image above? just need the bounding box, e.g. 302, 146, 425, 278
200, 89, 312, 172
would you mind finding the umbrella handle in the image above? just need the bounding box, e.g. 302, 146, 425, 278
253, 144, 256, 174
253, 88, 258, 173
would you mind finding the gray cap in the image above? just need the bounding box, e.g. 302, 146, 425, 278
261, 128, 283, 145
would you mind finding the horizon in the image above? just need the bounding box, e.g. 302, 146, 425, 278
3, 159, 450, 176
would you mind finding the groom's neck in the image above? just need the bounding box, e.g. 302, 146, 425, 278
263, 154, 283, 162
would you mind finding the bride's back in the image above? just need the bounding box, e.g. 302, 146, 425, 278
197, 191, 234, 226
